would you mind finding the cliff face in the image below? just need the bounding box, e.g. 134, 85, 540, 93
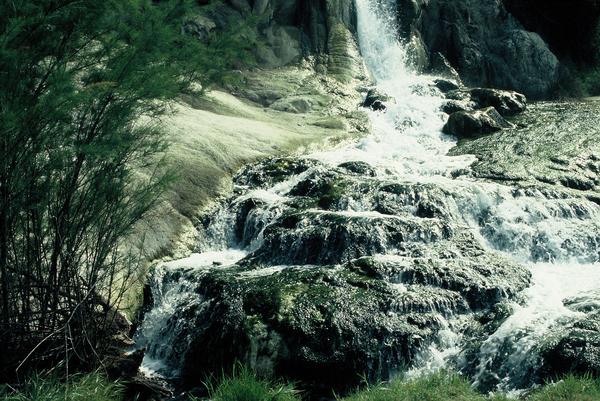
397, 0, 600, 98
191, 0, 600, 99
396, 0, 562, 99
504, 0, 600, 65
191, 0, 362, 82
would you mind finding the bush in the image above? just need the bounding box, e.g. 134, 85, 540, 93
0, 373, 123, 401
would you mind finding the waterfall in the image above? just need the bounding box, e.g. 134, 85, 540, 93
353, 0, 600, 392
134, 0, 600, 394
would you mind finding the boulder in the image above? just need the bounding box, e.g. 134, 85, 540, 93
363, 88, 393, 111
434, 79, 461, 93
441, 99, 473, 114
442, 107, 513, 138
467, 88, 527, 116
337, 161, 377, 176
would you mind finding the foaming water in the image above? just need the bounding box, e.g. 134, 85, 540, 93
350, 0, 600, 391
312, 0, 475, 177
472, 263, 600, 392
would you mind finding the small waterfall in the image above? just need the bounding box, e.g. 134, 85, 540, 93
134, 0, 600, 394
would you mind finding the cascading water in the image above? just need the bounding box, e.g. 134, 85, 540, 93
135, 0, 600, 395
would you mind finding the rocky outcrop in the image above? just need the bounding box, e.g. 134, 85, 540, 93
443, 107, 513, 138
450, 100, 600, 196
191, 0, 363, 81
504, 0, 600, 66
541, 291, 600, 379
441, 87, 525, 138
397, 0, 560, 98
139, 157, 530, 394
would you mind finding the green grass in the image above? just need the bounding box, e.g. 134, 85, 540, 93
527, 374, 600, 401
3, 370, 600, 401
341, 372, 498, 401
0, 373, 123, 401
340, 372, 600, 401
201, 365, 300, 401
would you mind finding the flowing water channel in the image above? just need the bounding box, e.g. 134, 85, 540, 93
135, 0, 600, 394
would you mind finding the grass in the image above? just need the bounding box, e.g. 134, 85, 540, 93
527, 374, 600, 401
201, 365, 299, 401
341, 373, 600, 401
3, 370, 600, 401
341, 372, 496, 401
0, 373, 123, 401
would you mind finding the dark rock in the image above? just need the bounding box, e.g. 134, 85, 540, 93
443, 107, 513, 138
428, 52, 462, 83
105, 349, 145, 380
434, 79, 461, 93
125, 375, 172, 401
441, 100, 473, 114
560, 175, 596, 191
504, 0, 600, 65
200, 0, 358, 69
235, 157, 320, 189
468, 88, 527, 116
338, 161, 377, 176
363, 88, 392, 111
396, 0, 560, 98
370, 100, 386, 111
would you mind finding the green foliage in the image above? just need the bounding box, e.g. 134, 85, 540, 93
201, 365, 300, 401
0, 0, 253, 377
0, 373, 123, 401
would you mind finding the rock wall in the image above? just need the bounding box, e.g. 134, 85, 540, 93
192, 0, 363, 82
504, 0, 600, 65
397, 0, 561, 99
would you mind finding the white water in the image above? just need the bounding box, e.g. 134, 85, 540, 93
136, 0, 600, 392
351, 0, 600, 392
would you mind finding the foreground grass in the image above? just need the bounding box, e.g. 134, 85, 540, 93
3, 370, 600, 401
202, 366, 298, 401
0, 373, 123, 401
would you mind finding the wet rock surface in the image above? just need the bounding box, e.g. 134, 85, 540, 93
396, 0, 560, 98
137, 157, 532, 394
450, 100, 600, 195
541, 291, 600, 378
363, 88, 393, 111
443, 107, 513, 138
